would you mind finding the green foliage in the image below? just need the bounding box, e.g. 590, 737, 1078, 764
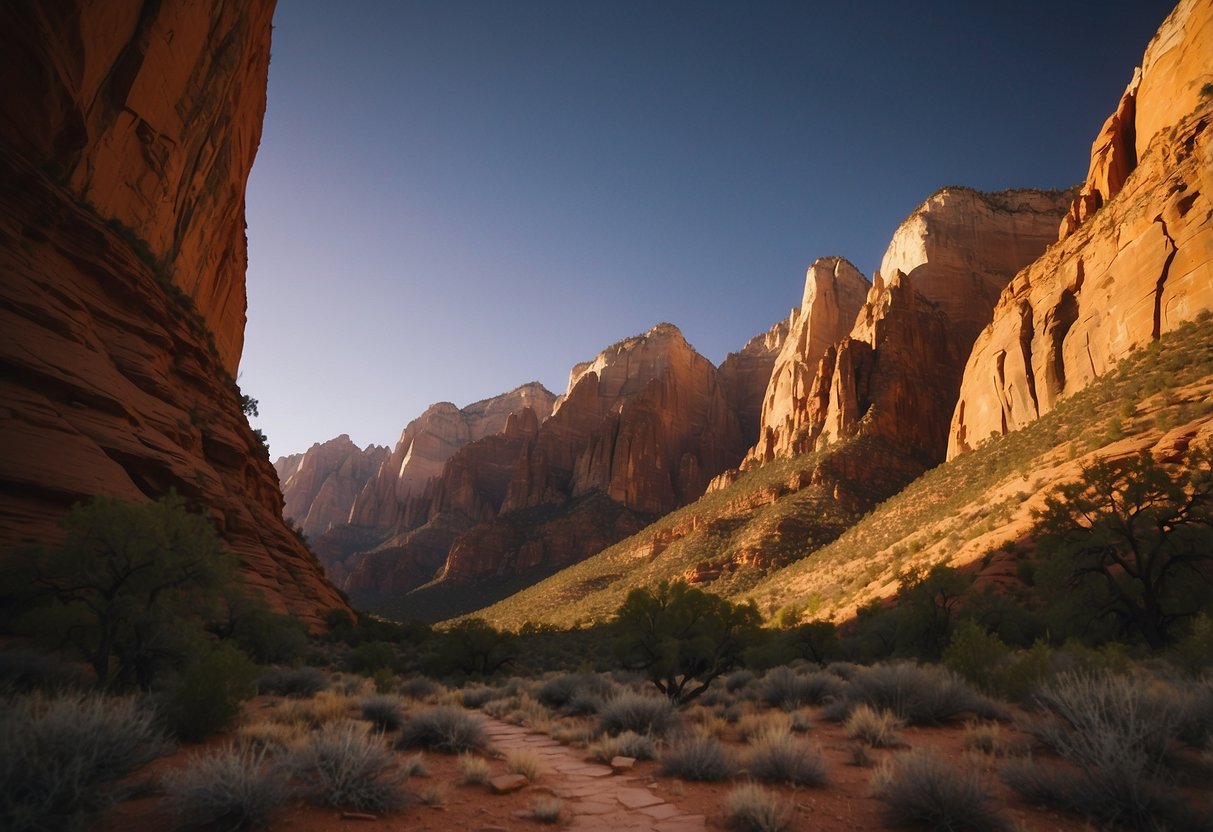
613, 581, 761, 704
210, 590, 309, 665
239, 394, 260, 418
426, 618, 516, 677
347, 641, 398, 676
165, 644, 259, 742
1170, 612, 1213, 676
943, 621, 1010, 692
891, 565, 973, 660
1033, 445, 1213, 650
2, 494, 237, 690
258, 667, 329, 698
0, 692, 170, 832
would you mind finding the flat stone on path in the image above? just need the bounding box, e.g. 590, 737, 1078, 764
611, 755, 636, 772
615, 787, 664, 809
489, 774, 528, 794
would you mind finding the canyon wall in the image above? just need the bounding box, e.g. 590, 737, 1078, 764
950, 0, 1213, 457
275, 437, 389, 539
0, 0, 348, 624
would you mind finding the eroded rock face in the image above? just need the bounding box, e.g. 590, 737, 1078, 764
275, 437, 389, 539
750, 258, 870, 463
0, 1, 349, 626
718, 319, 791, 446
950, 0, 1213, 457
0, 1, 274, 372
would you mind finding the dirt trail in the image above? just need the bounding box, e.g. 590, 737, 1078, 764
483, 718, 708, 831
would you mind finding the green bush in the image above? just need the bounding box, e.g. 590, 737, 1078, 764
0, 692, 170, 831
166, 644, 259, 742
259, 667, 329, 698
347, 641, 398, 675
426, 618, 516, 677
164, 744, 294, 830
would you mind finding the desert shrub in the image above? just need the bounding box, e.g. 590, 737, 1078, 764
1171, 613, 1213, 677
287, 722, 408, 813
259, 667, 329, 698
398, 675, 441, 700
215, 592, 309, 666
0, 648, 84, 693
165, 643, 259, 742
0, 692, 170, 832
614, 581, 761, 704
457, 753, 491, 785
963, 721, 1007, 756
459, 683, 505, 708
943, 621, 1010, 693
758, 666, 842, 710
164, 744, 293, 830
359, 694, 405, 732
504, 748, 545, 780
565, 688, 606, 715
789, 709, 812, 733
659, 734, 735, 781
872, 749, 1011, 831
848, 661, 1002, 724
235, 721, 306, 753
531, 796, 565, 824
743, 733, 828, 786
347, 641, 398, 675
537, 672, 613, 709
1003, 671, 1202, 828
586, 730, 656, 762
426, 618, 516, 677
726, 782, 792, 832
844, 704, 904, 748
396, 705, 488, 753
737, 711, 791, 742
270, 690, 352, 729
400, 753, 428, 777
598, 692, 679, 737
725, 669, 756, 693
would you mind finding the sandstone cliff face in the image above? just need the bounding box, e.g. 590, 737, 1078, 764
0, 0, 274, 372
718, 319, 790, 446
950, 0, 1213, 457
0, 1, 348, 625
275, 436, 389, 539
749, 258, 870, 463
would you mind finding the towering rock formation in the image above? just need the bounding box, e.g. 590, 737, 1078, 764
0, 1, 348, 624
749, 258, 870, 463
719, 319, 791, 446
950, 0, 1213, 457
347, 383, 556, 531
275, 437, 389, 539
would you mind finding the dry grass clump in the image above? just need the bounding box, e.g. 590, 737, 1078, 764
743, 733, 828, 787
459, 684, 506, 708
587, 730, 656, 763
537, 672, 614, 711
844, 704, 905, 748
457, 753, 492, 785
759, 666, 843, 710
871, 749, 1011, 831
598, 692, 679, 737
963, 721, 1008, 756
504, 748, 545, 780
737, 711, 791, 742
398, 676, 442, 701
287, 722, 408, 813
530, 796, 565, 824
395, 705, 489, 753
163, 744, 294, 831
258, 667, 329, 698
359, 694, 406, 732
414, 782, 450, 807
726, 782, 792, 832
848, 662, 1003, 725
270, 691, 352, 729
659, 733, 736, 781
235, 721, 307, 753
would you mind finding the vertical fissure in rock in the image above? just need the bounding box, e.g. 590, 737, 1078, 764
1152, 215, 1178, 341
1018, 302, 1039, 416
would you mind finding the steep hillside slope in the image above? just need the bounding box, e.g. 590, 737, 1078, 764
0, 1, 348, 624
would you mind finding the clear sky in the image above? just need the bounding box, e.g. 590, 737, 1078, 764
241, 0, 1177, 459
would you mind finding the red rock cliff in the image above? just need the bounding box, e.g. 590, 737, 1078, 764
0, 0, 348, 625
950, 0, 1213, 457
275, 436, 389, 539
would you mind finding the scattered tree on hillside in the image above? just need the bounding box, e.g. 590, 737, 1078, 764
1033, 445, 1213, 650
614, 581, 761, 704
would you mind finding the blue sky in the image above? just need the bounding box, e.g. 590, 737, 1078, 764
241, 1, 1176, 458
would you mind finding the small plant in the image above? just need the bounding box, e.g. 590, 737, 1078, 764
586, 730, 656, 763
0, 692, 170, 832
963, 721, 1007, 756
457, 753, 491, 785
259, 667, 329, 697
537, 672, 613, 710
415, 782, 449, 807
270, 691, 352, 729
400, 753, 429, 777
871, 749, 1011, 831
287, 722, 408, 813
459, 684, 504, 708
398, 675, 441, 700
164, 744, 294, 831
737, 711, 791, 742
396, 705, 489, 753
235, 721, 306, 753
504, 748, 545, 780
759, 666, 842, 710
359, 694, 405, 732
845, 704, 905, 748
743, 733, 828, 787
598, 692, 679, 737
531, 796, 565, 824
659, 733, 736, 781
726, 782, 792, 832
165, 644, 259, 742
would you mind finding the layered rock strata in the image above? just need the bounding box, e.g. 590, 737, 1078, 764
0, 1, 348, 624
950, 0, 1213, 456
275, 437, 389, 539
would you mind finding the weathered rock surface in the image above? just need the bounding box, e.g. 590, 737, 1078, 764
950, 0, 1213, 457
749, 258, 870, 463
0, 1, 348, 625
718, 319, 790, 446
274, 436, 388, 539
0, 0, 274, 372
347, 383, 556, 531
